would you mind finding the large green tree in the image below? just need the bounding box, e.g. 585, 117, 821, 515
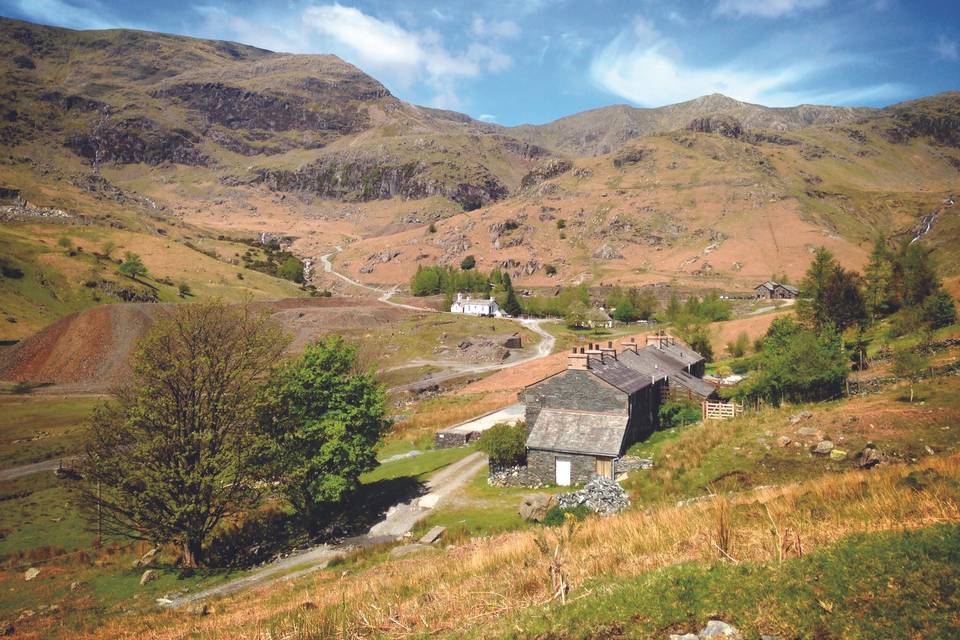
78, 302, 289, 567
737, 318, 848, 405
117, 251, 148, 280
798, 247, 866, 331
259, 336, 387, 530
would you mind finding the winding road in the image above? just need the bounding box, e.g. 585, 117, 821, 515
320, 245, 556, 393
160, 451, 488, 608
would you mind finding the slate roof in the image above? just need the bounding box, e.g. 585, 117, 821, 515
588, 355, 652, 394
670, 369, 719, 399
619, 347, 685, 378
526, 409, 628, 456
755, 281, 799, 295
618, 346, 716, 398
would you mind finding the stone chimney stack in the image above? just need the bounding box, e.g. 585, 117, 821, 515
568, 347, 590, 370
646, 332, 675, 348
600, 340, 617, 360
620, 336, 639, 354
585, 343, 605, 364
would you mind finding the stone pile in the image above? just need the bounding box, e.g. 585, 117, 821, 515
557, 476, 629, 515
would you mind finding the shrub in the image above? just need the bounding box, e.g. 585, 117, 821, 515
427, 222, 437, 234
556, 219, 566, 230
726, 331, 750, 357
178, 281, 192, 297
460, 255, 476, 271
545, 264, 557, 276
477, 422, 527, 466
658, 401, 702, 428
922, 290, 957, 329
542, 504, 590, 526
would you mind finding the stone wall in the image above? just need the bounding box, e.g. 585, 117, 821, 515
434, 430, 477, 449
527, 449, 603, 486
522, 370, 627, 436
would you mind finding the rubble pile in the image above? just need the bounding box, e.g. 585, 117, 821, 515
557, 476, 630, 515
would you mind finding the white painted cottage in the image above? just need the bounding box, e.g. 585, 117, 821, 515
450, 292, 504, 317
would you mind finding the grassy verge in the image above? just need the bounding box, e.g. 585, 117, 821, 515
488, 524, 960, 639
411, 465, 567, 541
0, 395, 100, 467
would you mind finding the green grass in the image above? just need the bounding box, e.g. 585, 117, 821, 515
0, 473, 91, 558
484, 524, 960, 639
411, 464, 567, 540
622, 372, 960, 508
361, 446, 476, 484
0, 395, 100, 467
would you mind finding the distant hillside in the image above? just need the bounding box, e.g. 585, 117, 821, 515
510, 94, 874, 156
0, 16, 958, 333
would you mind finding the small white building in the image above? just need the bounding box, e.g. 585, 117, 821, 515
450, 292, 504, 317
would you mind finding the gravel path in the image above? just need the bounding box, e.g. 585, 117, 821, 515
0, 458, 66, 481
161, 451, 487, 608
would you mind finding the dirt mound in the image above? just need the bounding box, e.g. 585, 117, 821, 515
0, 303, 168, 393
0, 298, 414, 392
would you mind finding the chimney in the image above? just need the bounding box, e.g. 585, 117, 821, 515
600, 340, 617, 360
585, 343, 605, 364
620, 336, 639, 354
646, 332, 674, 349
568, 347, 589, 370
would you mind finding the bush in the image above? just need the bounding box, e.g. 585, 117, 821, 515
545, 264, 557, 276
726, 331, 750, 358
460, 255, 476, 271
658, 401, 702, 428
542, 504, 590, 526
922, 290, 957, 329
277, 256, 304, 283
178, 281, 192, 297
556, 219, 566, 230
477, 422, 527, 466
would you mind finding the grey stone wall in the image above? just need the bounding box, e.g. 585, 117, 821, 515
522, 370, 628, 436
434, 430, 477, 449
527, 449, 604, 486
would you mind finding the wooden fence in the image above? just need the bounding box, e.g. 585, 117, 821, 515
702, 401, 744, 421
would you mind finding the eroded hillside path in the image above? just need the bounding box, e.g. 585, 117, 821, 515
320, 245, 556, 393
162, 451, 488, 608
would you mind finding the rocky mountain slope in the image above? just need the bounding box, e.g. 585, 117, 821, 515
509, 93, 873, 156
0, 16, 958, 329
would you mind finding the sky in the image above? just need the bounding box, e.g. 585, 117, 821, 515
1, 0, 958, 125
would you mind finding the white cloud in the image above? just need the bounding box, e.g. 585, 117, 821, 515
478, 113, 497, 121
589, 17, 906, 107
935, 35, 959, 62
192, 3, 514, 109
471, 17, 520, 40
716, 0, 829, 18
9, 0, 118, 30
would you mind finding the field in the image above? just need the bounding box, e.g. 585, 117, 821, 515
0, 335, 946, 639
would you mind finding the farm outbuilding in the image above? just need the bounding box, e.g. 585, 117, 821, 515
754, 281, 799, 300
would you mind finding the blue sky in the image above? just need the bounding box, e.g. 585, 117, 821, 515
2, 0, 958, 125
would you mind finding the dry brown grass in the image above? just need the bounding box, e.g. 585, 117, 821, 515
389, 392, 509, 440
82, 454, 960, 640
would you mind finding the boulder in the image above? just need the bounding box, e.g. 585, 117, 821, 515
776, 436, 792, 447
23, 567, 40, 581
829, 449, 847, 461
1, 621, 12, 636
700, 620, 742, 639
70, 580, 87, 592
858, 444, 883, 469
418, 526, 446, 545
789, 411, 813, 425
813, 440, 835, 455
187, 604, 211, 616
139, 569, 160, 586
519, 494, 556, 522
796, 426, 821, 438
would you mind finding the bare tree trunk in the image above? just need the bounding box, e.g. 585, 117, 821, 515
181, 539, 203, 568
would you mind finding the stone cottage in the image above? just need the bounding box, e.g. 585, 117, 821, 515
520, 335, 715, 486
